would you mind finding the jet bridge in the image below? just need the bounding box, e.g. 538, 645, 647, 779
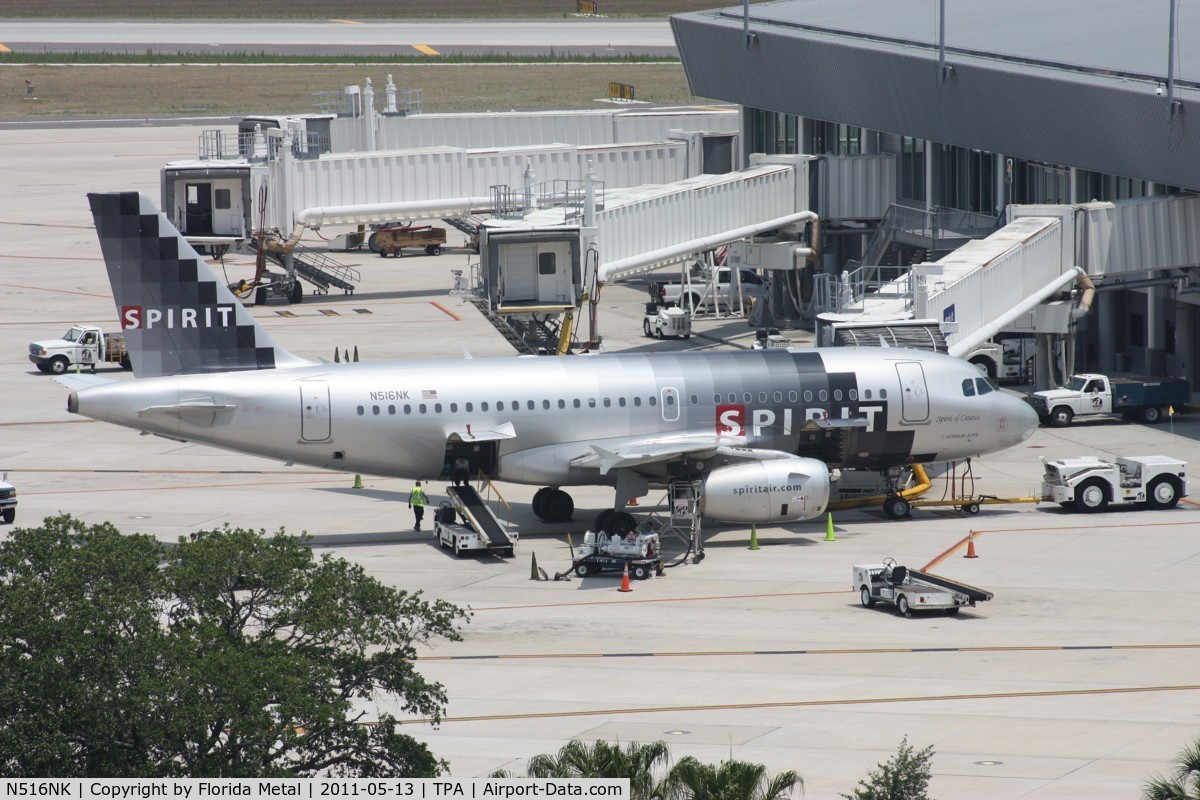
473, 157, 816, 352
813, 216, 1081, 372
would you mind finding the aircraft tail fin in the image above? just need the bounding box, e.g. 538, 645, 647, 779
87, 192, 310, 378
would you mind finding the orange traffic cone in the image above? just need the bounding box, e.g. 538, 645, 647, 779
618, 562, 633, 592
964, 530, 979, 559
629, 497, 638, 506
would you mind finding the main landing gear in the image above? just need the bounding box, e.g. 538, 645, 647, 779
531, 487, 575, 523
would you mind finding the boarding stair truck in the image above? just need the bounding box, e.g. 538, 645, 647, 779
439, 484, 517, 557
643, 304, 692, 339
28, 324, 131, 374
1041, 455, 1188, 513
1026, 373, 1189, 427
854, 558, 993, 617
570, 529, 664, 580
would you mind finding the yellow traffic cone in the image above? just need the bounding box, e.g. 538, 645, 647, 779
825, 512, 836, 541
353, 474, 363, 489
748, 523, 760, 550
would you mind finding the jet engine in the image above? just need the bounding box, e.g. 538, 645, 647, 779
701, 457, 830, 523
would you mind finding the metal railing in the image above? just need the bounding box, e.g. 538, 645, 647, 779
813, 266, 915, 315
197, 129, 329, 162
861, 203, 1000, 266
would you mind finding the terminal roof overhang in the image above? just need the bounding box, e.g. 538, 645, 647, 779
672, 0, 1200, 190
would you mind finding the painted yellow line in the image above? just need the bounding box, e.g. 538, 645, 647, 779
413, 45, 440, 56
474, 588, 848, 612
329, 19, 362, 25
397, 683, 1200, 725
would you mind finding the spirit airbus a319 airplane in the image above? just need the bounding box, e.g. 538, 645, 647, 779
63, 192, 1039, 535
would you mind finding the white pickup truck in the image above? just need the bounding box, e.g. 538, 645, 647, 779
0, 473, 15, 524
1026, 373, 1189, 426
651, 266, 767, 311
29, 324, 131, 374
1041, 455, 1187, 512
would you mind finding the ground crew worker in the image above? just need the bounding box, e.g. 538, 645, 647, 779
408, 480, 428, 531
452, 456, 470, 487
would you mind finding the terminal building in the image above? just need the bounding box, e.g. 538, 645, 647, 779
672, 0, 1200, 385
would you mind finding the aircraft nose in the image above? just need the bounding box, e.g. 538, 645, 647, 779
1008, 392, 1040, 443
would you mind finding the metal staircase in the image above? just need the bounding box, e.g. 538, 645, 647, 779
257, 244, 361, 294
466, 298, 569, 355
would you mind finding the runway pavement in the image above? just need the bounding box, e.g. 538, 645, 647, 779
2, 122, 1200, 798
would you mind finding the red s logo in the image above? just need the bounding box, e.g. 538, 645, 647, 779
121, 305, 142, 330
716, 404, 745, 437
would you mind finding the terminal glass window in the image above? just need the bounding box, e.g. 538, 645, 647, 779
809, 120, 861, 155
1014, 160, 1070, 204
939, 145, 996, 214
900, 137, 926, 203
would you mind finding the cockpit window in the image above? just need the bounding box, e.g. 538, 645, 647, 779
962, 379, 976, 397
975, 377, 997, 395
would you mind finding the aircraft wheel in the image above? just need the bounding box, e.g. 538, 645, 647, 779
289, 281, 303, 304
860, 587, 875, 608
1147, 476, 1182, 510
603, 511, 636, 537
574, 562, 592, 578
882, 495, 911, 519
897, 594, 910, 617
543, 489, 574, 523
1074, 479, 1109, 513
531, 487, 552, 520
593, 509, 614, 533
632, 564, 650, 580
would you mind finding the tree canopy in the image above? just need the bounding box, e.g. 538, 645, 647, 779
1143, 737, 1200, 800
840, 737, 935, 800
0, 515, 469, 777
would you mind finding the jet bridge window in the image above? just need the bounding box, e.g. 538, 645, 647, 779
214, 189, 231, 210
962, 379, 977, 397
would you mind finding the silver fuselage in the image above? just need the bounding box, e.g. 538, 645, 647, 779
71, 347, 1039, 485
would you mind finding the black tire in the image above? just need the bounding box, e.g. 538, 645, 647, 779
643, 319, 653, 338
632, 564, 650, 580
1140, 406, 1163, 424
946, 606, 961, 616
255, 286, 268, 306
574, 562, 592, 578
378, 247, 389, 258
897, 594, 910, 617
120, 354, 132, 370
1049, 406, 1073, 427
456, 545, 467, 559
603, 511, 636, 537
49, 356, 69, 375
961, 502, 980, 515
35, 363, 51, 374
543, 489, 574, 523
1, 508, 13, 524
1146, 475, 1182, 510
1074, 478, 1109, 513
426, 244, 442, 256
367, 232, 381, 253
531, 487, 552, 520
656, 326, 664, 340
883, 495, 911, 519
594, 509, 614, 533
860, 586, 875, 608
687, 292, 702, 311
289, 281, 303, 304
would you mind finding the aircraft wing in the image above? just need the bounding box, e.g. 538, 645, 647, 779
572, 434, 798, 475
53, 373, 116, 391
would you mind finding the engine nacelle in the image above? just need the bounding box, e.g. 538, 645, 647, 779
701, 457, 830, 523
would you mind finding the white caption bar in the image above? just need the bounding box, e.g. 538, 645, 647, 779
1, 781, 629, 800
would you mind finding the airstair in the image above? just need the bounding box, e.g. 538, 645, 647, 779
445, 482, 516, 557
465, 298, 567, 355
252, 241, 361, 295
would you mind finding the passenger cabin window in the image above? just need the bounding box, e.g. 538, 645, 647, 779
388, 405, 395, 414
804, 390, 813, 402
573, 399, 581, 408
819, 390, 828, 401
634, 397, 642, 407
962, 379, 977, 397
481, 402, 489, 412
356, 406, 364, 415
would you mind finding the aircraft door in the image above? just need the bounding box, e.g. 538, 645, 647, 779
501, 244, 537, 302
894, 362, 930, 424
661, 387, 680, 422
300, 382, 331, 441
184, 183, 214, 235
